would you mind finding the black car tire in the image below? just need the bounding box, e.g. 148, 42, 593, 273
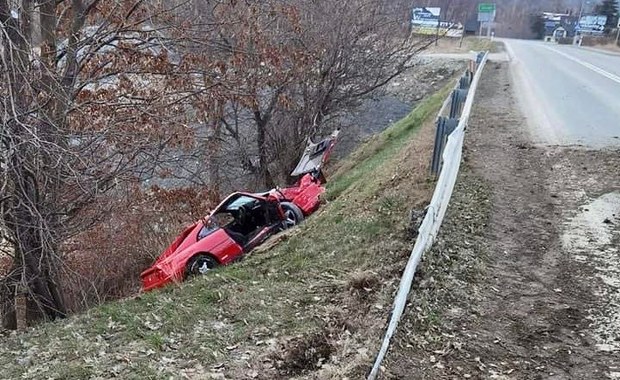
280, 202, 304, 229
186, 254, 218, 278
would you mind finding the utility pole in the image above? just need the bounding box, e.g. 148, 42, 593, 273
435, 14, 440, 46
576, 0, 591, 47
578, 0, 591, 21
459, 12, 467, 48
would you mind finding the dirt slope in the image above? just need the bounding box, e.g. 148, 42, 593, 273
383, 61, 620, 379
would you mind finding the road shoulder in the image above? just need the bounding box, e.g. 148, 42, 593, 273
579, 45, 620, 57
383, 59, 620, 379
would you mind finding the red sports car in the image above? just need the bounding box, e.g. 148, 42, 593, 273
141, 130, 339, 291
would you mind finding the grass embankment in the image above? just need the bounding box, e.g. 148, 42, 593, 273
0, 83, 453, 380
424, 36, 503, 54
465, 37, 503, 53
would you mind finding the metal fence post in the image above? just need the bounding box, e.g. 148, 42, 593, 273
449, 90, 458, 118
431, 117, 445, 176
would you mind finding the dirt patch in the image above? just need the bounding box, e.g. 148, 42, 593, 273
589, 44, 620, 54
347, 270, 381, 296
273, 332, 335, 377
562, 192, 620, 353
382, 60, 620, 379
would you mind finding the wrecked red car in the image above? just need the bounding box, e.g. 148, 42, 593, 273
141, 130, 339, 291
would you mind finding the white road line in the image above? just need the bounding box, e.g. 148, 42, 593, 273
543, 45, 620, 85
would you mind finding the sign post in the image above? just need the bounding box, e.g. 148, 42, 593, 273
436, 13, 440, 46
477, 3, 496, 37
478, 3, 496, 13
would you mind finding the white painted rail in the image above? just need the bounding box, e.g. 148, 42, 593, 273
367, 51, 489, 380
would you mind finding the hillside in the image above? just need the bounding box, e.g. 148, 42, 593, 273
0, 78, 459, 379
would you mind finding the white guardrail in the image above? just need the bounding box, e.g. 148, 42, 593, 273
368, 51, 489, 380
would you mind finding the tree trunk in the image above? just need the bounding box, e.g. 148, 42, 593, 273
2, 163, 67, 328
208, 118, 222, 195
0, 0, 66, 329
254, 111, 276, 189
14, 286, 27, 330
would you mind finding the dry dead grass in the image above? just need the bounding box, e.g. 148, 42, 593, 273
418, 36, 503, 54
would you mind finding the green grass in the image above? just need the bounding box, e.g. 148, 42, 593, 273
327, 85, 452, 200
0, 81, 453, 380
466, 37, 503, 53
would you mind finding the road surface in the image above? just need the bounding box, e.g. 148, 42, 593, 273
504, 39, 620, 148
387, 52, 620, 379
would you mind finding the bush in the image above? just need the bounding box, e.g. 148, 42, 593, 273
60, 186, 217, 313
580, 35, 616, 46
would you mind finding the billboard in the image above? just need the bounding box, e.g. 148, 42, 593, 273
411, 7, 463, 37
541, 12, 572, 37
412, 7, 441, 28
577, 15, 607, 34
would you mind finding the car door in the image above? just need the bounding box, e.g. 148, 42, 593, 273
192, 227, 244, 265
290, 129, 340, 177
237, 197, 277, 251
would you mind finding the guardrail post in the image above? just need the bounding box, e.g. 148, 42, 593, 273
449, 89, 468, 119
431, 117, 445, 176
459, 72, 472, 89
431, 117, 460, 176
443, 117, 459, 135
449, 90, 458, 118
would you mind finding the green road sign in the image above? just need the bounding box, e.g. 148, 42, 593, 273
478, 3, 496, 13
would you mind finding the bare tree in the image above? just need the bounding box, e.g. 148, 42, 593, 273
0, 0, 211, 328
0, 0, 433, 328
179, 0, 431, 189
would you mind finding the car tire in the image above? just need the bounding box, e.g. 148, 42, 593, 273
186, 254, 218, 278
280, 202, 304, 229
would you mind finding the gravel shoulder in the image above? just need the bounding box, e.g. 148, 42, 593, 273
383, 59, 620, 379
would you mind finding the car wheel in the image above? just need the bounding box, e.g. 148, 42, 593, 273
280, 202, 304, 229
186, 254, 218, 277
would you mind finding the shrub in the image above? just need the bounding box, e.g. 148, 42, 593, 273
60, 186, 217, 313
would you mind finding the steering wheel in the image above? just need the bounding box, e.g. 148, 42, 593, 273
236, 205, 248, 225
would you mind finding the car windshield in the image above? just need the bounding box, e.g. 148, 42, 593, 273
225, 195, 258, 211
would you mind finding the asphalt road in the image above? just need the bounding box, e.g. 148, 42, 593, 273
504, 39, 620, 148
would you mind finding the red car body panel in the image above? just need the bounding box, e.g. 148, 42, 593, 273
141, 223, 244, 291
278, 175, 325, 215
141, 130, 339, 292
